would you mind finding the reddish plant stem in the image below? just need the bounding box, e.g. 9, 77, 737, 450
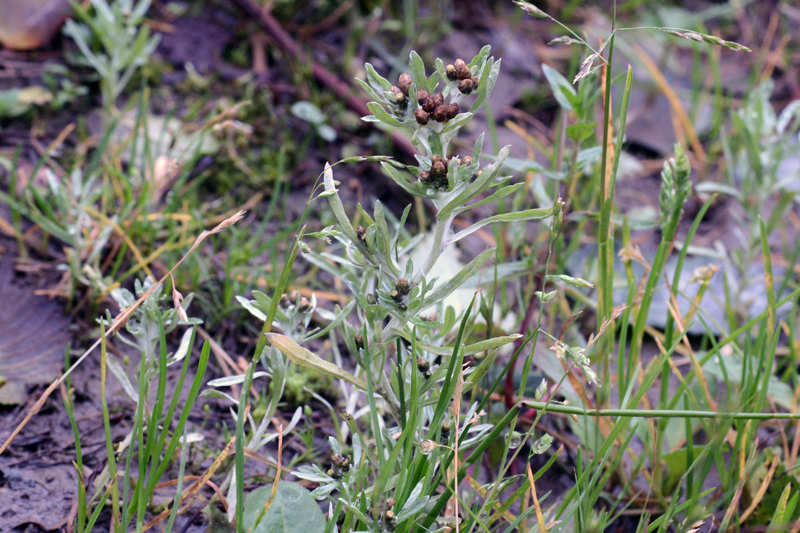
231, 0, 418, 160
504, 286, 539, 409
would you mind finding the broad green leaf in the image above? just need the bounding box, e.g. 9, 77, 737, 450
463, 348, 498, 392
542, 64, 577, 112
566, 123, 597, 142
243, 482, 326, 533
265, 333, 367, 390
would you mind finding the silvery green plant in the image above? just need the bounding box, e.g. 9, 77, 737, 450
212, 289, 356, 521
64, 0, 159, 112
252, 47, 557, 532
701, 81, 800, 319
105, 277, 200, 402
0, 166, 114, 298
300, 45, 553, 396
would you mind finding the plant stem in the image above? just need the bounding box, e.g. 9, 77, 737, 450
521, 401, 800, 420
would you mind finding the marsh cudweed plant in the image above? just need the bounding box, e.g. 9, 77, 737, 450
232, 46, 565, 531
64, 0, 159, 113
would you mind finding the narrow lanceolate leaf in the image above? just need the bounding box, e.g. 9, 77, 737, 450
408, 51, 427, 92
365, 63, 393, 92
465, 349, 498, 387
439, 145, 511, 218
423, 248, 496, 308
469, 58, 501, 115
381, 161, 426, 197
393, 331, 522, 357
208, 372, 270, 388
265, 333, 367, 390
322, 163, 361, 247
366, 102, 404, 126
439, 112, 473, 135
357, 78, 388, 104
453, 183, 524, 215
542, 64, 576, 112
446, 207, 553, 245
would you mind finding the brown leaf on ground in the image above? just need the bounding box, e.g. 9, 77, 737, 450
0, 252, 70, 404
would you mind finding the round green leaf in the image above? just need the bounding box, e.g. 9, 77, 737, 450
243, 482, 326, 533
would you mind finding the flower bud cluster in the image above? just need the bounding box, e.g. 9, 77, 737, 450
447, 58, 480, 94
327, 453, 352, 479
417, 357, 432, 379
370, 497, 398, 532
414, 89, 458, 125
390, 277, 413, 311
418, 154, 474, 191
279, 289, 312, 314
383, 498, 397, 531
440, 421, 451, 445
389, 73, 413, 110
418, 154, 450, 190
